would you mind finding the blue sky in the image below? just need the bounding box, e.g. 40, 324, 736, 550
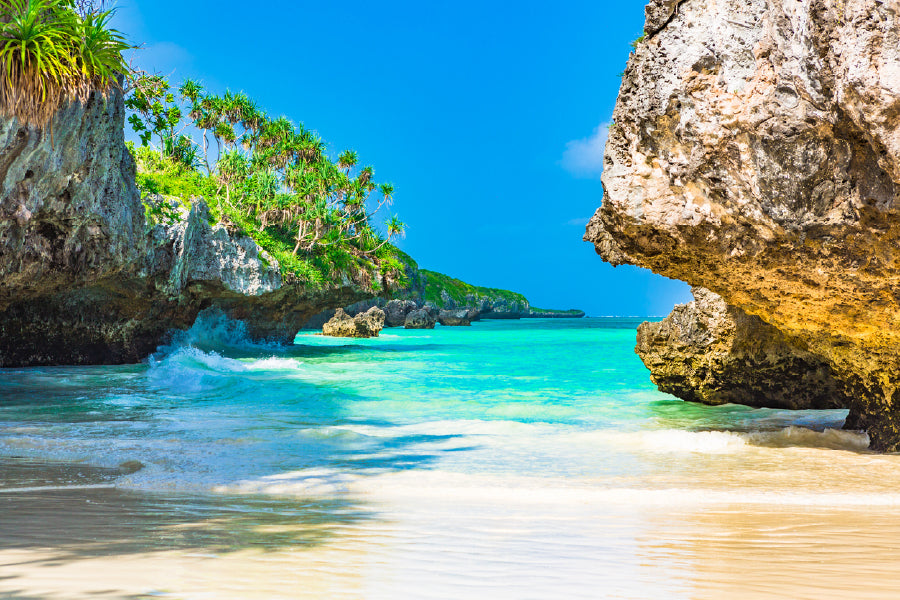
113, 0, 691, 316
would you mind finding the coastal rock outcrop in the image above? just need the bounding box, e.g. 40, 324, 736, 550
438, 309, 472, 327
0, 91, 379, 365
586, 0, 900, 448
384, 299, 418, 327
404, 309, 436, 330
300, 264, 587, 329
322, 307, 385, 338
636, 288, 848, 410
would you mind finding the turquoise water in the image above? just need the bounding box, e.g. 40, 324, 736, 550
4, 316, 900, 599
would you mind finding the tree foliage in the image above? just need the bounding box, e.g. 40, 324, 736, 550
126, 74, 407, 281
0, 0, 130, 127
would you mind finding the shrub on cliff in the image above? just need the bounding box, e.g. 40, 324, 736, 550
0, 0, 129, 127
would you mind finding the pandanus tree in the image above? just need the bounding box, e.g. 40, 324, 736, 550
216, 150, 248, 206
0, 0, 130, 128
127, 73, 406, 265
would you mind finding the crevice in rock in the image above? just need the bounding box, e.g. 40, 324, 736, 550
645, 0, 690, 39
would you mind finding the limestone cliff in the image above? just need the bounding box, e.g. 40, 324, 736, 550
585, 0, 900, 448
636, 287, 848, 410
0, 91, 377, 366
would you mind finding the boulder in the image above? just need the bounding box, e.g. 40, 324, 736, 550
383, 299, 418, 327
322, 307, 385, 338
636, 288, 849, 410
585, 0, 900, 449
404, 309, 436, 330
438, 309, 471, 326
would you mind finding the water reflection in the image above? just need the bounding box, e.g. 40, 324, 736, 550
640, 506, 900, 600
0, 487, 375, 559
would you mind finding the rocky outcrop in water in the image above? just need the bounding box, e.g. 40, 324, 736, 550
404, 309, 436, 330
383, 299, 418, 327
0, 91, 379, 366
301, 268, 586, 329
636, 288, 849, 410
438, 309, 472, 327
586, 0, 900, 448
322, 307, 385, 338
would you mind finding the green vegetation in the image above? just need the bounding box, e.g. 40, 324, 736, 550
0, 0, 130, 127
125, 74, 407, 287
629, 32, 647, 51
407, 269, 528, 308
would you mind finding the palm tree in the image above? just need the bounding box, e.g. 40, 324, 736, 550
358, 166, 374, 187
0, 0, 130, 128
386, 215, 406, 240
249, 169, 279, 223
368, 215, 407, 252
216, 150, 248, 207
379, 183, 394, 204
338, 150, 358, 173
178, 78, 202, 104
215, 121, 236, 149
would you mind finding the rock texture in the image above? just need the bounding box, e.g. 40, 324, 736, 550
322, 307, 385, 338
0, 92, 379, 365
637, 288, 849, 410
438, 309, 472, 326
383, 299, 418, 327
585, 0, 900, 448
404, 309, 436, 330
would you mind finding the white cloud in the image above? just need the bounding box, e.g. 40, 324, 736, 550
566, 217, 591, 227
560, 123, 609, 179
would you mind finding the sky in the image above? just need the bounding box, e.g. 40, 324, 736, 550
112, 0, 691, 317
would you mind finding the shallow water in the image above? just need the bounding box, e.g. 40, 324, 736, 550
2, 316, 900, 599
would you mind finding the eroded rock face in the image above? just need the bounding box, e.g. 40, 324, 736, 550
404, 309, 436, 330
0, 92, 378, 365
438, 309, 472, 327
384, 299, 418, 327
585, 0, 900, 448
637, 288, 849, 410
322, 307, 385, 338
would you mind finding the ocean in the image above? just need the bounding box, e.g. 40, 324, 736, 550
2, 315, 900, 599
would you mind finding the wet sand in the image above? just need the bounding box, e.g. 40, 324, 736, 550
4, 471, 900, 599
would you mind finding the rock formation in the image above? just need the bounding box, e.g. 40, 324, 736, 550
585, 0, 900, 448
0, 91, 379, 366
438, 309, 472, 326
322, 307, 385, 338
636, 287, 848, 410
383, 299, 418, 327
404, 309, 436, 329
300, 271, 586, 329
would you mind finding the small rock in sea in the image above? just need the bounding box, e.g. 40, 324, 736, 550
438, 309, 471, 326
383, 299, 418, 327
323, 307, 385, 338
404, 309, 436, 329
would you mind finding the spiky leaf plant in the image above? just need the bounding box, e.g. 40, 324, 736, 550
0, 0, 130, 128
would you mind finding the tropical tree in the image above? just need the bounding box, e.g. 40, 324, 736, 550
125, 74, 182, 150
126, 73, 404, 268
0, 0, 130, 128
216, 149, 247, 206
